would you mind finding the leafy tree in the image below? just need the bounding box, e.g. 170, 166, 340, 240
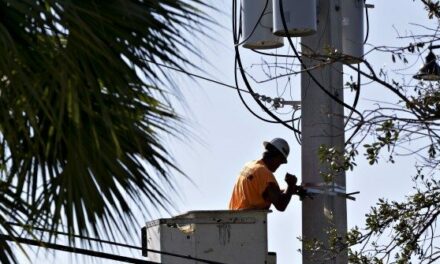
0, 0, 207, 262
340, 1, 440, 262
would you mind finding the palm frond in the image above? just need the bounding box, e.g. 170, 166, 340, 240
0, 181, 32, 264
0, 0, 209, 247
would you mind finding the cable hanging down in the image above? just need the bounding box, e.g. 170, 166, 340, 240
232, 0, 368, 144
277, 0, 365, 145
142, 58, 297, 124
232, 0, 302, 135
235, 0, 269, 47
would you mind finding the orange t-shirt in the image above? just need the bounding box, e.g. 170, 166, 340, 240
229, 160, 279, 210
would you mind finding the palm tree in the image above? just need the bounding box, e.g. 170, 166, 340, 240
0, 0, 208, 262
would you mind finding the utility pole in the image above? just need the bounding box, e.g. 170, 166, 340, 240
301, 0, 347, 263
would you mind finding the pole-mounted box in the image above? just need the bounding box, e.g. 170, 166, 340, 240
273, 0, 317, 37
341, 0, 365, 63
242, 0, 284, 49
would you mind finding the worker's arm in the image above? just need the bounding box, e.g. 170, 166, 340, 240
263, 174, 297, 211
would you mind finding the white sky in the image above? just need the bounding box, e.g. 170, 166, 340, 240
16, 0, 437, 263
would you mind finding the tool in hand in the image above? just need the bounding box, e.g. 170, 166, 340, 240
285, 173, 359, 201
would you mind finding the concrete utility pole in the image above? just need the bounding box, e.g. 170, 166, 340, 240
301, 0, 347, 263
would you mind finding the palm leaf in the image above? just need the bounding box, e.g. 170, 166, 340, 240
0, 181, 33, 264
0, 0, 209, 249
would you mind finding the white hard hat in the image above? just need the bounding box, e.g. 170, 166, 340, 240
263, 138, 290, 162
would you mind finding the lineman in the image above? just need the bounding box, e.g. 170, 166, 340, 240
229, 138, 303, 211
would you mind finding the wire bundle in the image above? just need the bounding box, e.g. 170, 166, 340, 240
232, 0, 368, 145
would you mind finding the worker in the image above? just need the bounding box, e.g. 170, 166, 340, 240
229, 138, 302, 211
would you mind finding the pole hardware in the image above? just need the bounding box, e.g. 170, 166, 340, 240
301, 182, 360, 201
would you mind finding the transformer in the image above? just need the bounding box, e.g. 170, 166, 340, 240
273, 0, 317, 37
341, 0, 364, 63
241, 0, 284, 49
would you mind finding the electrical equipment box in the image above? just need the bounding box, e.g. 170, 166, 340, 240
273, 0, 317, 37
242, 0, 284, 49
142, 210, 274, 264
342, 0, 364, 63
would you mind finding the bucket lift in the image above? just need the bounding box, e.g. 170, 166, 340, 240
141, 210, 276, 264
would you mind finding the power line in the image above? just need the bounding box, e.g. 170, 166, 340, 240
143, 58, 298, 123
251, 49, 299, 58
9, 222, 141, 250
8, 223, 225, 264
144, 33, 302, 127
232, 0, 302, 134
345, 64, 362, 128
142, 59, 250, 94
231, 1, 283, 125
364, 0, 370, 44
278, 0, 364, 144
1, 234, 153, 264
234, 0, 269, 46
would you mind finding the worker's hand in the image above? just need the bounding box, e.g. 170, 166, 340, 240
284, 173, 298, 188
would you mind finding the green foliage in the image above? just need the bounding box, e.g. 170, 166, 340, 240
318, 144, 358, 182
347, 174, 440, 263
0, 0, 208, 262
297, 1, 440, 263
363, 120, 399, 165
0, 182, 31, 263
410, 86, 440, 117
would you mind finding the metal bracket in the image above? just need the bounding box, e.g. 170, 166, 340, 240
301, 182, 359, 201
280, 100, 301, 110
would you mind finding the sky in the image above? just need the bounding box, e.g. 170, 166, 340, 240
15, 0, 438, 263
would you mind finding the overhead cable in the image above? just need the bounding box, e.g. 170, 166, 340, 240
232, 0, 302, 133
278, 0, 364, 144
251, 49, 299, 58
231, 0, 284, 124
234, 0, 269, 46
344, 64, 362, 128
142, 59, 248, 93
143, 58, 296, 123
1, 234, 153, 264
8, 223, 224, 264
364, 0, 370, 44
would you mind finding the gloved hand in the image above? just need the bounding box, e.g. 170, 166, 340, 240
285, 173, 298, 196
284, 173, 298, 187
285, 173, 312, 201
